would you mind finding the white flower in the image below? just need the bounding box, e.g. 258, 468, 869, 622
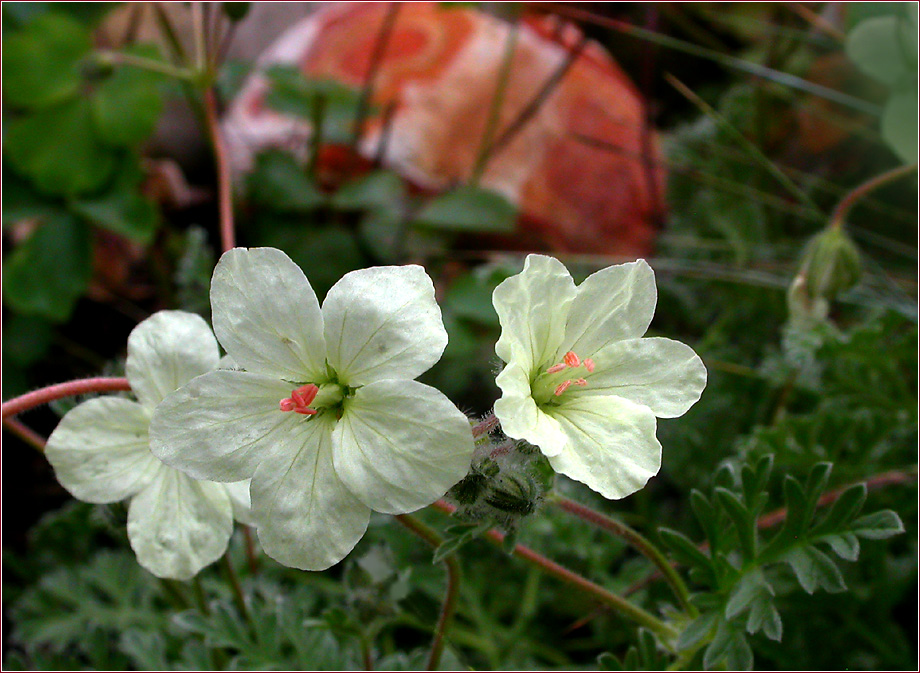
491, 255, 707, 499
45, 311, 254, 580
149, 248, 475, 571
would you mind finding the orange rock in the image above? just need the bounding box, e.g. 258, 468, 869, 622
224, 2, 664, 256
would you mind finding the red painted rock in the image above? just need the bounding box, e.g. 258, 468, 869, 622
224, 2, 664, 256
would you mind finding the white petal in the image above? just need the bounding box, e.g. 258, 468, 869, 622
210, 247, 326, 381
126, 310, 221, 411
224, 480, 257, 526
322, 265, 447, 386
546, 395, 661, 500
493, 254, 577, 373
149, 369, 300, 482
558, 259, 657, 358
576, 338, 707, 418
493, 363, 567, 457
127, 469, 233, 580
251, 413, 371, 571
332, 380, 474, 514
45, 398, 162, 504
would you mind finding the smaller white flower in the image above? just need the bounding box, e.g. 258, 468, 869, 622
492, 255, 707, 499
45, 311, 254, 580
149, 248, 475, 571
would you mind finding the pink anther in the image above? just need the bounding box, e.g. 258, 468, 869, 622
554, 380, 573, 396
583, 358, 595, 373
564, 351, 581, 367
291, 384, 318, 407
573, 378, 588, 386
546, 362, 567, 374
280, 384, 319, 415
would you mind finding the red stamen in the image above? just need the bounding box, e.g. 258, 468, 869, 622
280, 384, 320, 415
573, 378, 587, 386
546, 362, 567, 374
564, 351, 581, 367
583, 358, 595, 373
554, 380, 573, 396
291, 384, 319, 407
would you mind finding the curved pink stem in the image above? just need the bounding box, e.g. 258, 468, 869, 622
2, 377, 131, 419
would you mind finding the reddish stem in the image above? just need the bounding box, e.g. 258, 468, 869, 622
472, 413, 499, 438
429, 499, 675, 638
394, 513, 461, 670
3, 417, 48, 452
204, 87, 235, 252
242, 525, 260, 575
2, 378, 131, 419
757, 468, 918, 529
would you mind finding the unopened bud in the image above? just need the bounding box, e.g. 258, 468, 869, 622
484, 473, 539, 516
800, 227, 861, 300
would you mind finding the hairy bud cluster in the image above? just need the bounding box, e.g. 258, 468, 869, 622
445, 418, 555, 540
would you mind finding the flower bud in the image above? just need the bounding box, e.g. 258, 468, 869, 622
484, 473, 539, 516
800, 227, 861, 300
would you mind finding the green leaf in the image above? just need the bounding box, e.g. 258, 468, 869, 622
811, 484, 867, 536
846, 15, 916, 86
741, 454, 773, 505
1, 13, 91, 109
92, 45, 166, 146
690, 490, 721, 551
704, 619, 753, 671
779, 476, 808, 539
413, 185, 517, 233
850, 510, 905, 539
358, 206, 404, 263
881, 88, 919, 163
2, 212, 92, 321
5, 98, 116, 197
2, 313, 54, 365
331, 170, 405, 211
658, 528, 713, 573
597, 651, 622, 671
782, 545, 847, 594
258, 225, 364, 299
72, 158, 159, 243
263, 66, 363, 143
822, 532, 861, 562
445, 272, 500, 326
247, 150, 325, 212
118, 629, 168, 670
714, 487, 757, 561
2, 164, 57, 224
725, 569, 773, 620
745, 596, 782, 641
677, 610, 718, 651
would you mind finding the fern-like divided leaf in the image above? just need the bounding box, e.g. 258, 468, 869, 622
662, 457, 904, 670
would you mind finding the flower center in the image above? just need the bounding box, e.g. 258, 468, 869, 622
531, 351, 594, 405
279, 383, 345, 416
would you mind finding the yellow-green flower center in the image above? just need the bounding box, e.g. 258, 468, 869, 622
531, 351, 595, 405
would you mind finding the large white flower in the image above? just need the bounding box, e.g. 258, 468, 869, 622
492, 255, 706, 499
45, 311, 254, 580
149, 248, 475, 571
